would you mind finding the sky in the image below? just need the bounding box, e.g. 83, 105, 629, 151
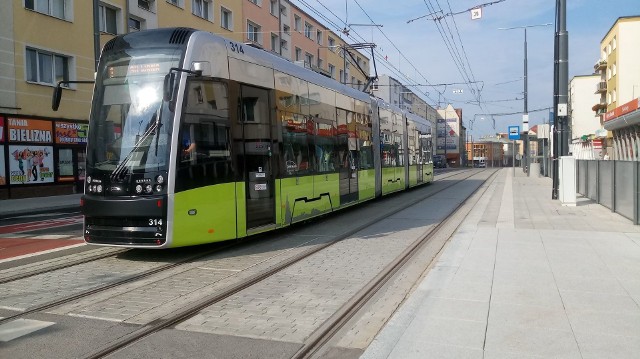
291, 0, 639, 138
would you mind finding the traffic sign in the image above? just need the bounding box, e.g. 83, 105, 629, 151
508, 125, 520, 140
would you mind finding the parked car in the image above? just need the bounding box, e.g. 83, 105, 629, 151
433, 155, 446, 168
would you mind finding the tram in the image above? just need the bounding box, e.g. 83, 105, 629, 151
55, 28, 433, 248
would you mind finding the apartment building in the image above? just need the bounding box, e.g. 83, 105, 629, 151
0, 1, 371, 199
594, 16, 640, 160
570, 74, 604, 159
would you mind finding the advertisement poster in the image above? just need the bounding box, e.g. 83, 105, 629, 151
0, 116, 5, 142
58, 148, 74, 181
7, 118, 53, 144
0, 147, 5, 185
8, 145, 54, 184
436, 118, 459, 153
55, 121, 88, 144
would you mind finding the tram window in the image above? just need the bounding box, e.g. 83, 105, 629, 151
281, 112, 314, 176
315, 120, 338, 173
176, 79, 233, 191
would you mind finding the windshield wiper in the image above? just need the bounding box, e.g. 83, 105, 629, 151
110, 112, 160, 181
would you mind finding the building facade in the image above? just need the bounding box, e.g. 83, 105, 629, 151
594, 16, 640, 161
436, 105, 463, 167
0, 0, 371, 199
570, 75, 605, 159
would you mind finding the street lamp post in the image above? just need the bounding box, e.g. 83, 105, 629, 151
499, 23, 552, 174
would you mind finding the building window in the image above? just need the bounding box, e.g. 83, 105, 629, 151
316, 30, 322, 45
99, 4, 118, 34
328, 37, 335, 49
305, 52, 313, 66
283, 24, 290, 35
280, 39, 288, 50
221, 7, 232, 30
295, 47, 301, 61
294, 15, 301, 32
339, 69, 344, 83
248, 0, 260, 6
607, 93, 611, 105
138, 0, 152, 11
271, 33, 278, 52
167, 0, 182, 7
25, 0, 68, 19
247, 21, 261, 44
607, 44, 611, 54
26, 47, 70, 86
270, 0, 277, 16
328, 64, 335, 79
304, 22, 313, 39
192, 0, 212, 20
612, 63, 617, 77
317, 58, 323, 69
612, 36, 616, 50
129, 17, 142, 31
279, 4, 286, 15
612, 89, 617, 103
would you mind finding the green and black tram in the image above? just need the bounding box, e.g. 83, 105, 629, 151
73, 28, 433, 248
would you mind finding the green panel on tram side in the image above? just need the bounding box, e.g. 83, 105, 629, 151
424, 163, 434, 183
172, 183, 237, 247
396, 167, 406, 191
279, 175, 315, 224
358, 169, 375, 200
381, 167, 397, 195
313, 173, 339, 213
408, 165, 418, 187
235, 182, 247, 238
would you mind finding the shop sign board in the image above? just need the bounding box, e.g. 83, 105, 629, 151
604, 98, 639, 122
55, 121, 88, 144
7, 118, 53, 143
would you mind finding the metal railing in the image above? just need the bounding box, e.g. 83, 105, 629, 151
576, 160, 639, 225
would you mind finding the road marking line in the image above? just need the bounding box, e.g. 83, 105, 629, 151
0, 319, 55, 342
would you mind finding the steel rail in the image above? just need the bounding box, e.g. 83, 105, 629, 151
293, 169, 500, 358
83, 169, 491, 359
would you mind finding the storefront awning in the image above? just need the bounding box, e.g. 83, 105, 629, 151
603, 98, 640, 131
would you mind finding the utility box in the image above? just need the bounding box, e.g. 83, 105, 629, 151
559, 156, 576, 206
249, 171, 270, 199
529, 162, 541, 178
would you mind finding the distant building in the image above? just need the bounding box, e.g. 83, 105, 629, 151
570, 75, 604, 159
593, 15, 640, 160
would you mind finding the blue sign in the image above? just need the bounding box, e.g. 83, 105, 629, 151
508, 126, 520, 140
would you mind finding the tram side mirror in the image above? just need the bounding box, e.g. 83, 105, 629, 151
163, 73, 176, 102
52, 83, 63, 111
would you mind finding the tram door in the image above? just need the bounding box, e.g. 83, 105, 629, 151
338, 108, 359, 204
240, 85, 275, 229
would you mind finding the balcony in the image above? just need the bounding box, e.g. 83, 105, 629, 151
592, 102, 607, 112
595, 81, 607, 94
593, 59, 607, 71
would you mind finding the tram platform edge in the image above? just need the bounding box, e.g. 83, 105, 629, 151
361, 167, 640, 359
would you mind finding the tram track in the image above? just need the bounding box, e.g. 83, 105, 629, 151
0, 169, 466, 287
79, 169, 493, 359
294, 169, 500, 358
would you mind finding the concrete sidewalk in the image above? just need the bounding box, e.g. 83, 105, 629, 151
362, 168, 640, 359
0, 194, 82, 219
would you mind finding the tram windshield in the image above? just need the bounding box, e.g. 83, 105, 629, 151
87, 49, 181, 177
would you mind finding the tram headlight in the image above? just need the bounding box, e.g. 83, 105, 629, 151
155, 184, 163, 192
96, 184, 103, 193
87, 176, 92, 184
145, 184, 153, 194
135, 184, 143, 194
155, 175, 164, 184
